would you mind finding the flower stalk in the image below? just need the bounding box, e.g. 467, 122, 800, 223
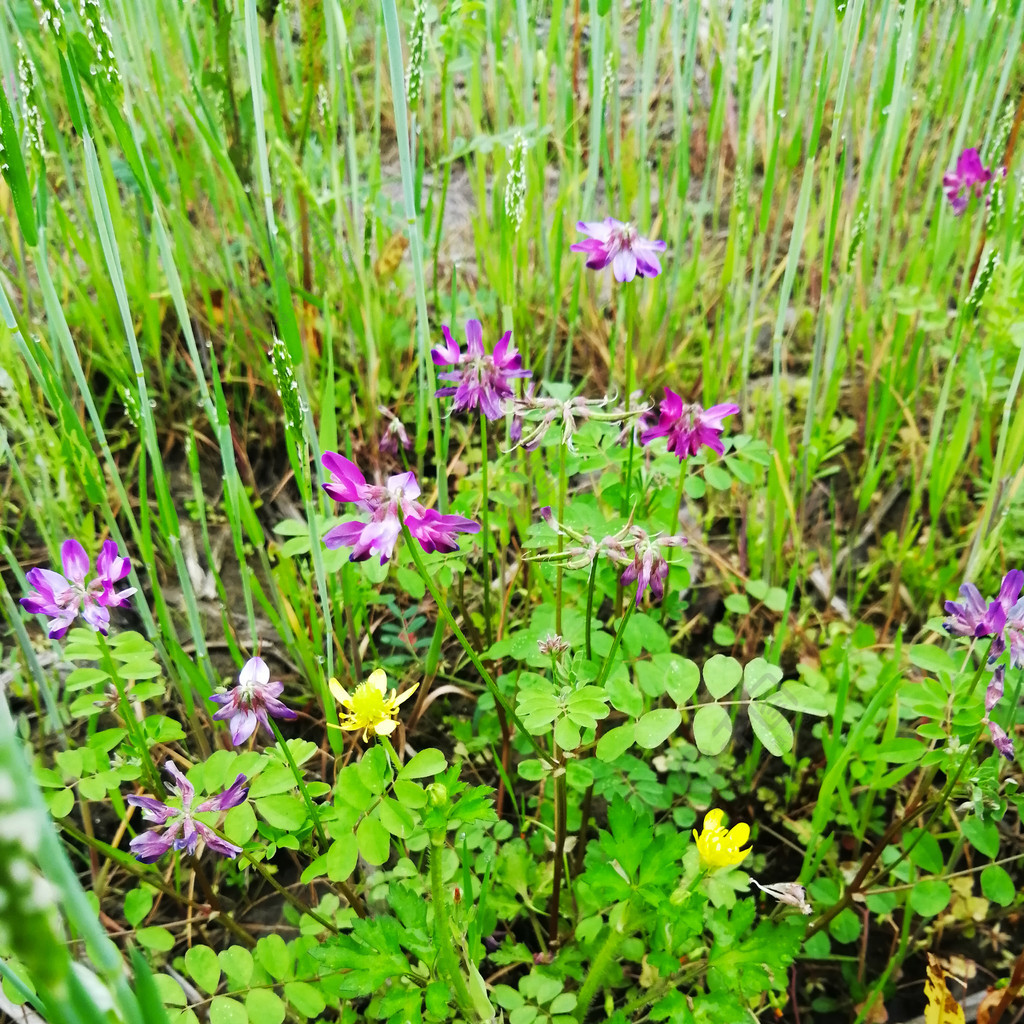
429, 830, 476, 1018
574, 901, 634, 1022
399, 519, 555, 767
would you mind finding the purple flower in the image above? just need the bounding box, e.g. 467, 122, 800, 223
985, 664, 1006, 715
640, 389, 740, 461
570, 218, 667, 282
985, 718, 1015, 761
620, 532, 686, 607
378, 405, 412, 457
127, 761, 248, 863
999, 598, 1024, 669
431, 320, 531, 421
210, 656, 298, 746
943, 582, 991, 638
943, 148, 995, 216
983, 570, 1024, 638
21, 539, 136, 638
321, 452, 480, 565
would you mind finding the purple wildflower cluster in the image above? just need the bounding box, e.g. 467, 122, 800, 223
321, 451, 479, 565
127, 761, 248, 863
944, 570, 1024, 758
570, 218, 666, 282
431, 319, 531, 421
539, 508, 686, 607
641, 389, 740, 461
21, 539, 135, 638
210, 656, 297, 746
943, 148, 1002, 217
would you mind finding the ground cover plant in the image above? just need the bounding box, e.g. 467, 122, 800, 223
1, 0, 1024, 1022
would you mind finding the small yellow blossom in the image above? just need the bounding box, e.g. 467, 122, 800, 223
693, 808, 751, 870
328, 669, 417, 741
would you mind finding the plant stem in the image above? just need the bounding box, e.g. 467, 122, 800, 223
584, 560, 599, 661
547, 747, 568, 947
574, 901, 633, 1022
400, 520, 556, 766
429, 831, 476, 1018
96, 634, 162, 797
268, 718, 327, 850
379, 0, 447, 510
237, 845, 343, 931
480, 413, 493, 647
555, 442, 568, 634
595, 602, 636, 689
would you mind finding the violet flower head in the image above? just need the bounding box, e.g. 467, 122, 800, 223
210, 656, 298, 746
943, 148, 994, 216
21, 538, 136, 639
943, 582, 991, 638
640, 389, 740, 461
1000, 597, 1024, 670
127, 761, 248, 863
985, 665, 1006, 715
985, 718, 1015, 761
378, 405, 412, 457
983, 570, 1024, 642
321, 452, 479, 565
620, 531, 686, 607
570, 218, 666, 282
431, 319, 531, 421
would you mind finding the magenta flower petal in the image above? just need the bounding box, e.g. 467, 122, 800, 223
60, 539, 91, 584
126, 794, 175, 823
130, 827, 178, 863
572, 218, 665, 280
321, 451, 368, 504
198, 774, 249, 812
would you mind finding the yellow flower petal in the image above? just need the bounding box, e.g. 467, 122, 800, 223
374, 719, 398, 736
329, 677, 350, 705
367, 668, 388, 694
394, 683, 419, 705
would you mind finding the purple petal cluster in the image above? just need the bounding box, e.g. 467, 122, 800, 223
378, 405, 412, 456
620, 531, 687, 608
943, 570, 1024, 665
943, 148, 997, 216
431, 320, 531, 421
210, 656, 298, 746
21, 539, 136, 638
570, 218, 666, 282
321, 452, 480, 565
945, 571, 1024, 759
640, 388, 740, 461
127, 761, 248, 863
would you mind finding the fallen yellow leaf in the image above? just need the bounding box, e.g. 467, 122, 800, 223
925, 953, 965, 1024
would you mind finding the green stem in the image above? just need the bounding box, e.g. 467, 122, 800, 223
97, 634, 162, 797
400, 520, 556, 766
574, 902, 634, 1022
555, 442, 568, 634
268, 717, 327, 850
430, 831, 477, 1018
668, 462, 686, 533
238, 845, 341, 931
621, 286, 636, 517
480, 413, 493, 647
379, 0, 447, 509
595, 602, 636, 690
584, 560, 599, 662
548, 748, 568, 946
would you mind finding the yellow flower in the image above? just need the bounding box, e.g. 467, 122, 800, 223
693, 808, 751, 870
328, 669, 417, 741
